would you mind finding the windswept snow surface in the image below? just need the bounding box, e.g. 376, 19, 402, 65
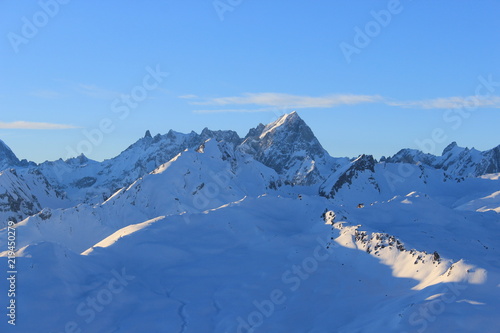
0, 112, 499, 332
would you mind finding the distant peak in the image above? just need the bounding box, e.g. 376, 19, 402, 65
244, 123, 265, 139
65, 153, 89, 164
0, 139, 21, 167
201, 127, 212, 136
144, 130, 152, 139
352, 154, 376, 167
77, 153, 88, 161
442, 141, 459, 155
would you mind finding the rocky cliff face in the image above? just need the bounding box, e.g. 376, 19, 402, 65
238, 111, 336, 185
0, 168, 67, 226
319, 154, 378, 199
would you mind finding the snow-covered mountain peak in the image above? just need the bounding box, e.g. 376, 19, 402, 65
0, 139, 21, 171
384, 141, 500, 178
64, 153, 93, 166
200, 127, 241, 146
258, 110, 300, 139
238, 111, 333, 184
352, 153, 376, 168
319, 153, 377, 199
442, 141, 460, 155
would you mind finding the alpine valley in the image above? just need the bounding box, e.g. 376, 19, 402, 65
1, 112, 499, 333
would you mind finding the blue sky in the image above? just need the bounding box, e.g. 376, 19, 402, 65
1, 0, 500, 163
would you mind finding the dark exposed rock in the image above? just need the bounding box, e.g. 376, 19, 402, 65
73, 177, 97, 189
239, 112, 329, 185
319, 154, 376, 199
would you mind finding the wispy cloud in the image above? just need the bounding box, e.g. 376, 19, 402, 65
179, 94, 198, 99
194, 107, 281, 114
29, 90, 64, 99
185, 92, 500, 113
387, 96, 500, 109
0, 121, 78, 130
76, 84, 120, 100
188, 92, 383, 113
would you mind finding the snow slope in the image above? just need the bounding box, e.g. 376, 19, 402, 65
1, 195, 499, 332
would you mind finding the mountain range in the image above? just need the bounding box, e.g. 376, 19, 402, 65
0, 112, 499, 332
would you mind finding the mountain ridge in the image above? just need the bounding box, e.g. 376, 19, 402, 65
0, 112, 499, 225
1, 113, 499, 180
